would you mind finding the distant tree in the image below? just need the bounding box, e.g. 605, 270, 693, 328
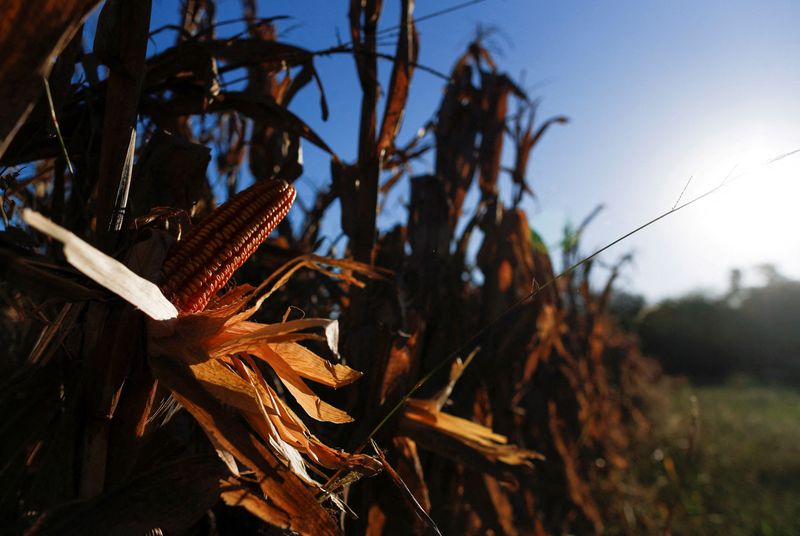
757, 263, 788, 286
638, 294, 746, 381
638, 269, 800, 384
738, 276, 800, 381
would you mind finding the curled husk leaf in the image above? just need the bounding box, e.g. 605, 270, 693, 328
21, 209, 382, 490
147, 255, 385, 483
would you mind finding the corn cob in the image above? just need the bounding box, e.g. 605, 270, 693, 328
161, 179, 296, 313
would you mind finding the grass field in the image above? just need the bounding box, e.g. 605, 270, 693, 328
639, 377, 800, 535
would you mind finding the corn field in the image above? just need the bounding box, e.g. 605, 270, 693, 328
0, 1, 662, 534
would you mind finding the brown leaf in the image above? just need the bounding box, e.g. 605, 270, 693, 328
141, 90, 334, 155
240, 365, 381, 476
399, 399, 543, 488
477, 73, 513, 199
0, 0, 101, 159
376, 0, 418, 156
269, 342, 362, 388
149, 352, 341, 535
547, 401, 604, 533
22, 210, 178, 321
146, 39, 315, 88
220, 476, 291, 529
213, 92, 333, 154
283, 61, 330, 121
256, 343, 354, 423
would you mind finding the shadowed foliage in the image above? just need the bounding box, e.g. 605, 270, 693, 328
0, 1, 663, 534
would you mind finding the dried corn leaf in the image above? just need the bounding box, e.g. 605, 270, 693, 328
547, 401, 604, 533
141, 90, 333, 155
149, 352, 340, 535
234, 358, 317, 484
214, 92, 332, 154
209, 318, 338, 348
186, 354, 262, 413
404, 400, 507, 449
508, 105, 568, 204
399, 399, 542, 487
157, 329, 367, 469
22, 209, 178, 320
269, 342, 362, 387
146, 39, 315, 87
257, 343, 353, 423
0, 0, 100, 158
376, 0, 418, 155
22, 208, 370, 495
283, 61, 329, 121
220, 477, 291, 529
182, 348, 378, 482
241, 363, 380, 475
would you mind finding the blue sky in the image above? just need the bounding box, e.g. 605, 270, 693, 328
143, 0, 800, 300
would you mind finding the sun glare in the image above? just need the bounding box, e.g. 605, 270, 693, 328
686, 136, 800, 263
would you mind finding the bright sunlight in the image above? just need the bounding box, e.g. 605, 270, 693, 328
679, 134, 800, 280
